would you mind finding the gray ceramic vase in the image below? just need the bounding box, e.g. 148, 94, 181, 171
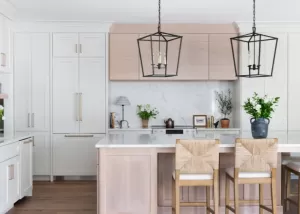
250, 118, 270, 139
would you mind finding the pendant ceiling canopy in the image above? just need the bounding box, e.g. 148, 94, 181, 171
137, 0, 183, 77
230, 0, 278, 78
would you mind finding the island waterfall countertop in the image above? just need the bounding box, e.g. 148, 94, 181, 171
96, 133, 300, 153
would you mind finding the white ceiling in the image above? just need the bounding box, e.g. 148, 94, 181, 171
7, 0, 300, 23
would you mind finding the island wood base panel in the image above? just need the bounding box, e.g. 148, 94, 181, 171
97, 148, 283, 214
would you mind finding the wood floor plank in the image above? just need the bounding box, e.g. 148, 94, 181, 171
7, 181, 97, 214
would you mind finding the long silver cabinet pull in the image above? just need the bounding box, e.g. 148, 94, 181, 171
31, 113, 35, 128
75, 44, 78, 53
64, 134, 94, 138
23, 139, 33, 144
80, 44, 82, 53
28, 113, 30, 128
79, 93, 83, 121
75, 93, 79, 121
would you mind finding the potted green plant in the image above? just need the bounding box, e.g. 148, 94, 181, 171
215, 89, 233, 128
243, 93, 280, 139
137, 104, 159, 128
0, 105, 4, 121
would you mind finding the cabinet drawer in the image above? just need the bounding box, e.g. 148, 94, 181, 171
0, 142, 20, 163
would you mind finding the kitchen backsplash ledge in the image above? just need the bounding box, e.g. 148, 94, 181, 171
109, 81, 235, 128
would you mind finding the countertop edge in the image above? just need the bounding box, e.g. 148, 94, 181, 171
0, 135, 33, 147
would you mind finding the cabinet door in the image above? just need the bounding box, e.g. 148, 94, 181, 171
174, 34, 209, 80
32, 133, 51, 175
1, 17, 11, 72
7, 156, 20, 206
31, 33, 50, 131
0, 15, 4, 72
53, 58, 79, 133
79, 33, 105, 57
79, 58, 106, 133
53, 33, 78, 57
14, 33, 31, 131
288, 33, 300, 130
0, 161, 8, 211
53, 134, 102, 176
209, 34, 237, 80
110, 34, 139, 80
20, 138, 33, 198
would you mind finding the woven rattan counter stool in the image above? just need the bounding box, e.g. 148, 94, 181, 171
172, 139, 220, 214
225, 138, 278, 214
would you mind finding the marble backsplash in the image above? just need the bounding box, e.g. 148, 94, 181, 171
109, 81, 235, 128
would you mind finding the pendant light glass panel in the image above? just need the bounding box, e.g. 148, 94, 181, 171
138, 32, 182, 77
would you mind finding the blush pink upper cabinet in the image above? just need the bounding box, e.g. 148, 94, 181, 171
109, 34, 139, 80
174, 34, 209, 80
209, 34, 238, 80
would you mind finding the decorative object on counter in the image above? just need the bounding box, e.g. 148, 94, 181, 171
137, 104, 159, 128
207, 117, 211, 128
211, 116, 215, 128
213, 121, 219, 128
243, 92, 280, 139
110, 112, 116, 128
0, 105, 4, 121
193, 115, 207, 128
115, 96, 131, 128
215, 89, 232, 128
230, 0, 278, 78
137, 0, 183, 78
164, 118, 174, 128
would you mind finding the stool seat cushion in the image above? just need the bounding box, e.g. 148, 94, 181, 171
286, 162, 300, 172
172, 172, 213, 180
226, 168, 271, 178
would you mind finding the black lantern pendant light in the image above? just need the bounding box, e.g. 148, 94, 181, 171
137, 0, 183, 77
230, 0, 278, 78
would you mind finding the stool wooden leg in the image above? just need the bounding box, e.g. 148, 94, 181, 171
298, 176, 300, 214
206, 186, 210, 214
234, 169, 239, 214
286, 171, 291, 211
175, 180, 180, 214
213, 170, 219, 214
259, 184, 264, 214
172, 178, 175, 214
225, 174, 230, 214
271, 169, 277, 214
281, 165, 285, 206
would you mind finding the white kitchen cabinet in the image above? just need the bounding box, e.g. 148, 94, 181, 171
7, 156, 20, 205
53, 134, 103, 176
53, 33, 78, 57
14, 33, 50, 132
32, 134, 51, 176
0, 14, 11, 73
0, 160, 9, 211
79, 33, 105, 57
288, 33, 300, 131
53, 58, 79, 133
20, 138, 33, 198
53, 33, 105, 58
79, 58, 106, 133
52, 34, 106, 134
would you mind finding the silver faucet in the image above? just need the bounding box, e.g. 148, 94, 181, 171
119, 120, 129, 128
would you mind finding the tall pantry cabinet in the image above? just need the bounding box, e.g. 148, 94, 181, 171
14, 33, 51, 177
52, 33, 106, 176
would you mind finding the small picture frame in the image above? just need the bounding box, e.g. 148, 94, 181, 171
193, 115, 207, 128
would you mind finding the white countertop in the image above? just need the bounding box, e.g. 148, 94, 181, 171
0, 133, 32, 147
95, 133, 300, 153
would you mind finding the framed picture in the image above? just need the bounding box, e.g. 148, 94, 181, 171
193, 115, 207, 128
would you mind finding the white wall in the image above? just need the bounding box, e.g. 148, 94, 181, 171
109, 81, 235, 128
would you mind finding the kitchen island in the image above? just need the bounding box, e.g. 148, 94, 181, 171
96, 133, 300, 214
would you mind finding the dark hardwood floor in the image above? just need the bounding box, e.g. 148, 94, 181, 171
7, 181, 97, 214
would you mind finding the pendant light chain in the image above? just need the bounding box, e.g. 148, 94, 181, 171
252, 0, 256, 32
158, 0, 161, 32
